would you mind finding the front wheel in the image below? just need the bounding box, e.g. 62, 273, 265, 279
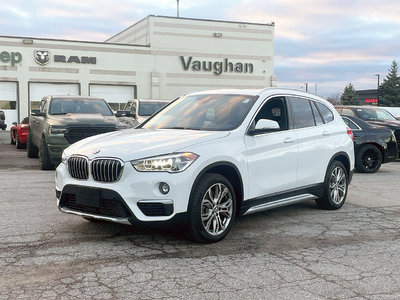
27, 131, 39, 158
315, 161, 348, 210
187, 173, 236, 243
16, 134, 25, 149
39, 136, 54, 170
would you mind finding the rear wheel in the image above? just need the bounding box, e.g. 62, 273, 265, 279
316, 161, 348, 210
39, 136, 54, 170
16, 134, 25, 149
187, 173, 236, 243
10, 131, 15, 145
26, 131, 39, 158
355, 144, 382, 173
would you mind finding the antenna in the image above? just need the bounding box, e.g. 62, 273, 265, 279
177, 0, 180, 17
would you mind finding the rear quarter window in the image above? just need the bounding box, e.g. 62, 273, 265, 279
315, 102, 334, 123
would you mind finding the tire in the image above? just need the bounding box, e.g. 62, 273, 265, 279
26, 131, 39, 158
39, 136, 54, 170
16, 134, 25, 149
315, 161, 348, 210
187, 173, 236, 243
355, 144, 382, 173
10, 132, 15, 145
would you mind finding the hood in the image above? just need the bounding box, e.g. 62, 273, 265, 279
65, 129, 230, 161
47, 113, 119, 126
367, 120, 400, 129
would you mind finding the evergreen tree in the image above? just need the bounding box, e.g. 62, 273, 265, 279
340, 83, 359, 105
379, 60, 400, 107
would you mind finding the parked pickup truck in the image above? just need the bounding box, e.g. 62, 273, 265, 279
118, 99, 170, 128
27, 95, 125, 170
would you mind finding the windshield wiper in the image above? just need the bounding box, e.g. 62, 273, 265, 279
162, 126, 201, 130
50, 112, 67, 115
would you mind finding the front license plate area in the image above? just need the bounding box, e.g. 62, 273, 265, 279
76, 188, 100, 207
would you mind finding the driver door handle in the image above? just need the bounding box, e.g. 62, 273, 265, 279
322, 131, 330, 136
284, 137, 295, 143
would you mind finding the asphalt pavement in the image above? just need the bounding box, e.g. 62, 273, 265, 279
1, 130, 400, 299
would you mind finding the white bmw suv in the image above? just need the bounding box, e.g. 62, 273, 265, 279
56, 88, 354, 243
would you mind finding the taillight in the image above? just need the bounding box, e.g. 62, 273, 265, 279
346, 127, 354, 141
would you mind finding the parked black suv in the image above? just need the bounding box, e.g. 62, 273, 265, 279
336, 105, 400, 156
0, 111, 6, 130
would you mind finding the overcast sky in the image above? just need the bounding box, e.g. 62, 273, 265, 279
1, 0, 399, 97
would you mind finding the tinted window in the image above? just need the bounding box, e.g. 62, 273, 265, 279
311, 101, 324, 126
315, 102, 334, 123
139, 102, 168, 116
49, 98, 113, 116
342, 117, 360, 130
353, 107, 396, 121
142, 94, 257, 131
288, 97, 315, 129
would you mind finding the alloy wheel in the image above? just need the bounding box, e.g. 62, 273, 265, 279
201, 183, 233, 236
361, 149, 379, 170
329, 166, 347, 205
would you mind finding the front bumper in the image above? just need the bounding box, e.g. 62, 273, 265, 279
55, 160, 196, 223
47, 135, 70, 164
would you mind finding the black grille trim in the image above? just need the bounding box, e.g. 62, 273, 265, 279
59, 185, 133, 218
137, 202, 174, 216
91, 159, 123, 182
68, 156, 89, 180
64, 126, 118, 144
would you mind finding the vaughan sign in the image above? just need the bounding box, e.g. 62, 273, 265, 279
180, 56, 254, 75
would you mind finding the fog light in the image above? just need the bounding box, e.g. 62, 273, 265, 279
159, 182, 170, 194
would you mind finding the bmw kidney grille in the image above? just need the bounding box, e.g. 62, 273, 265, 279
68, 156, 123, 182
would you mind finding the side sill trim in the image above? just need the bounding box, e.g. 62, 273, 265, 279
243, 193, 317, 215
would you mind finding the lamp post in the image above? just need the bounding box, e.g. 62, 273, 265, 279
375, 74, 380, 104
177, 0, 180, 17
304, 83, 308, 92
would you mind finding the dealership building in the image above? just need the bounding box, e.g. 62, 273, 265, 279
0, 15, 276, 127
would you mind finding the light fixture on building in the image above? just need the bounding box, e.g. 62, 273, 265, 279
213, 32, 223, 38
22, 39, 33, 44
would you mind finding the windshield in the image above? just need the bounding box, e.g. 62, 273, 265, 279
138, 101, 169, 117
49, 98, 113, 116
354, 107, 396, 121
141, 94, 258, 131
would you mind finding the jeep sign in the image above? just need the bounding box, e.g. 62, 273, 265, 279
0, 51, 22, 66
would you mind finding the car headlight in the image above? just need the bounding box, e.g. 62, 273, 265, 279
49, 126, 67, 135
61, 150, 69, 165
131, 152, 199, 173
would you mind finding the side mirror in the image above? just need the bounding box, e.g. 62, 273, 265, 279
31, 109, 45, 117
249, 119, 280, 135
115, 110, 126, 117
12, 122, 17, 126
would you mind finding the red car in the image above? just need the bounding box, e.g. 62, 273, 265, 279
10, 117, 29, 149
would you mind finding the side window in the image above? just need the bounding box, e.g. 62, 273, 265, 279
315, 102, 334, 123
38, 99, 47, 113
311, 101, 324, 126
342, 108, 355, 117
254, 97, 288, 131
288, 97, 315, 129
342, 117, 360, 130
130, 102, 137, 115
